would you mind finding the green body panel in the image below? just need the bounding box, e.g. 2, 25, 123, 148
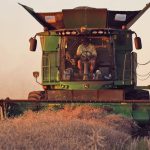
114, 32, 134, 86
94, 103, 132, 117
132, 104, 150, 124
114, 33, 133, 51
42, 81, 113, 90
95, 103, 150, 124
41, 34, 60, 83
60, 82, 108, 90
60, 81, 112, 90
42, 52, 59, 82
114, 80, 132, 86
40, 34, 59, 51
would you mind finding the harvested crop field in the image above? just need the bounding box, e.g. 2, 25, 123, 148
0, 105, 149, 150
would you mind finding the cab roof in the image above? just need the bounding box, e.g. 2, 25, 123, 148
19, 3, 150, 30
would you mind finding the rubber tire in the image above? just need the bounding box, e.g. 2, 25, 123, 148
28, 91, 46, 100
28, 91, 47, 111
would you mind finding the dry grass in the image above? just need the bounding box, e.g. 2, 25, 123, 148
0, 105, 146, 150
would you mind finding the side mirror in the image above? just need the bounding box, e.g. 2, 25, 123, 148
33, 71, 42, 85
134, 37, 142, 50
33, 71, 39, 79
29, 37, 37, 51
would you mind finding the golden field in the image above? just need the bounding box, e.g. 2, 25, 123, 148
0, 105, 149, 150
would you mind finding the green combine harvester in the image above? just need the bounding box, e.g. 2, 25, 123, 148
2, 3, 150, 124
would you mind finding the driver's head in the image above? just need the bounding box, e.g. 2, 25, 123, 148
81, 38, 89, 46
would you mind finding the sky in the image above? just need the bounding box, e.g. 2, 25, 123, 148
0, 0, 150, 99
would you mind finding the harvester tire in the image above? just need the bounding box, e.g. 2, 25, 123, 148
28, 91, 47, 111
28, 91, 46, 100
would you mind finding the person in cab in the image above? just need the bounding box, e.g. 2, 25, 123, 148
76, 38, 97, 75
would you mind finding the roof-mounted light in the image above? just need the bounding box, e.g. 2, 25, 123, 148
56, 30, 78, 36
104, 31, 107, 34
66, 31, 71, 35
62, 32, 65, 35
92, 31, 98, 35
98, 30, 103, 34
91, 30, 104, 35
71, 31, 77, 35
58, 32, 61, 35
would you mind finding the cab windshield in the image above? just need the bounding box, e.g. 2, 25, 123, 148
60, 36, 114, 81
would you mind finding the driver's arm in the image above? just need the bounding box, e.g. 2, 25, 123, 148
91, 45, 97, 57
76, 45, 83, 60
76, 45, 82, 56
